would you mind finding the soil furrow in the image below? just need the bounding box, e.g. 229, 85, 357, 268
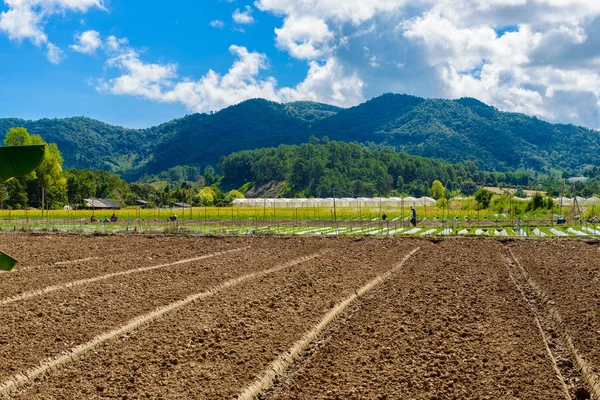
0, 246, 250, 306
265, 240, 566, 399
0, 244, 322, 383
237, 247, 420, 400
0, 250, 327, 396
5, 240, 422, 399
0, 236, 246, 298
507, 247, 599, 400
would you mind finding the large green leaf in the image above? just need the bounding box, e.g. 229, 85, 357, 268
0, 252, 18, 272
0, 145, 46, 272
0, 145, 46, 183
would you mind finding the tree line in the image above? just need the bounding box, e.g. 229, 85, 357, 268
1, 128, 598, 210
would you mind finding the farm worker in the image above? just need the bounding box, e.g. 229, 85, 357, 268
90, 215, 97, 223
110, 213, 118, 223
410, 206, 417, 227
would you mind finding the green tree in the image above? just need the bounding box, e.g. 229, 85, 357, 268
474, 188, 493, 209
67, 170, 97, 206
4, 128, 67, 208
225, 190, 244, 203
431, 180, 445, 200
195, 187, 215, 206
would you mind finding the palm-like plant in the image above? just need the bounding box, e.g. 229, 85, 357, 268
0, 145, 46, 271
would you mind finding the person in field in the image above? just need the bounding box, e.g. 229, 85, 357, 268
169, 215, 178, 222
110, 213, 118, 223
410, 206, 417, 227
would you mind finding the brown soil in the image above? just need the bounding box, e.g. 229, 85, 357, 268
510, 240, 600, 381
6, 237, 423, 399
266, 240, 567, 399
0, 234, 595, 399
0, 239, 325, 383
0, 233, 249, 299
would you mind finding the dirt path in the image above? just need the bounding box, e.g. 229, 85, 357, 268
265, 240, 567, 399
5, 240, 423, 399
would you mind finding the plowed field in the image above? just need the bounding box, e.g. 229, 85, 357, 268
0, 233, 598, 399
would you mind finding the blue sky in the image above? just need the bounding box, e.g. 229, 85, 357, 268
2, 0, 600, 130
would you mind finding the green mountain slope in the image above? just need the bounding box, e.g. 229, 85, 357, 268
0, 117, 161, 173
1, 94, 598, 179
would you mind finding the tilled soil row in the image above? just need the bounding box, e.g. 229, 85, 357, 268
509, 241, 600, 376
265, 240, 567, 399
5, 240, 423, 399
0, 246, 250, 306
0, 235, 247, 298
0, 233, 185, 267
0, 250, 329, 396
508, 242, 600, 400
505, 249, 579, 399
0, 243, 324, 383
237, 247, 420, 400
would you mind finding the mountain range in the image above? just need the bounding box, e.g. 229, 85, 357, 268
1, 94, 598, 180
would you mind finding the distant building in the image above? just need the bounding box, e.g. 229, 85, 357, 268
136, 200, 148, 209
84, 198, 122, 210
173, 202, 191, 208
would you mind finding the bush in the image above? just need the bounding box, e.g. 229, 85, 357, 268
194, 187, 215, 206
474, 189, 493, 209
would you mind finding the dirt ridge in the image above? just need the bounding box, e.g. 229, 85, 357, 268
506, 248, 599, 400
0, 250, 329, 396
237, 247, 420, 400
0, 246, 249, 306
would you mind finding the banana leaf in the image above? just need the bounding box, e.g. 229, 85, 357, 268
0, 145, 46, 183
0, 252, 18, 271
0, 145, 46, 272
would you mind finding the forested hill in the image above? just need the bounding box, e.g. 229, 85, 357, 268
0, 117, 159, 174
1, 94, 598, 179
219, 140, 477, 198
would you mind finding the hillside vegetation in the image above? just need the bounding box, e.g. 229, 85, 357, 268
1, 94, 598, 179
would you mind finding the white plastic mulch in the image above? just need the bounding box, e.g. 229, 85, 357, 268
567, 228, 588, 237
550, 228, 569, 237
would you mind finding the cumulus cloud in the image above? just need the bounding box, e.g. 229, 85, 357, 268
274, 15, 333, 59
70, 30, 102, 54
252, 0, 600, 128
37, 0, 600, 128
97, 38, 363, 112
233, 6, 254, 25
0, 0, 104, 62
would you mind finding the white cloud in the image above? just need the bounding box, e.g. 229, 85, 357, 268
44, 0, 600, 129
233, 6, 254, 25
70, 29, 102, 54
279, 58, 364, 105
99, 48, 179, 101
251, 0, 600, 128
274, 15, 333, 59
0, 0, 104, 61
97, 39, 363, 113
46, 42, 65, 64
210, 19, 224, 28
